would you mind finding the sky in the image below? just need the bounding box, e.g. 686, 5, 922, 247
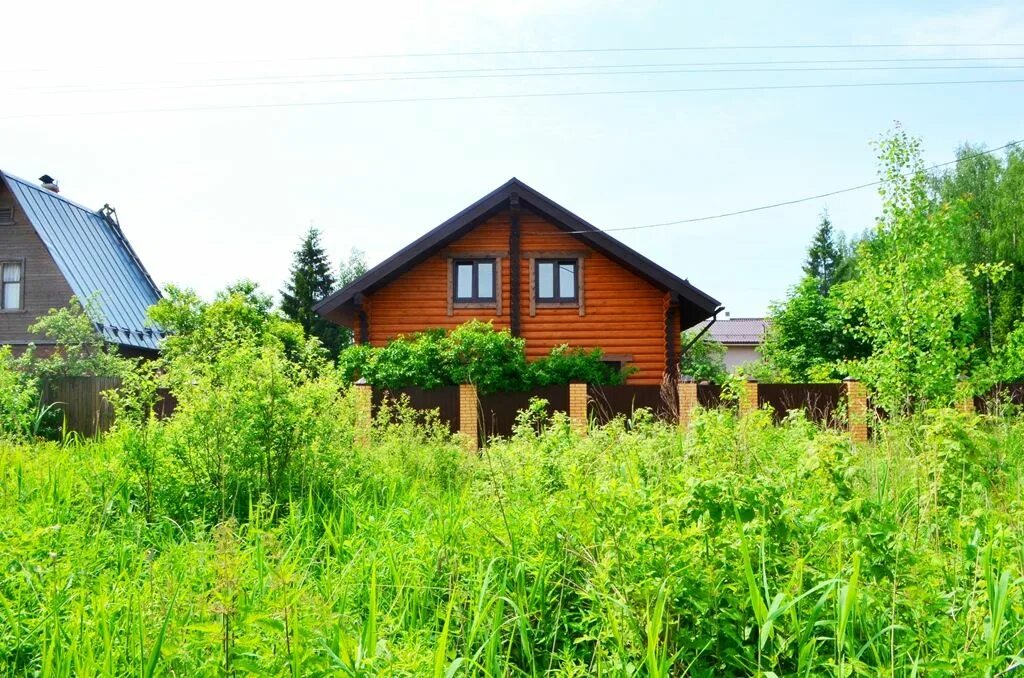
1, 1, 1022, 317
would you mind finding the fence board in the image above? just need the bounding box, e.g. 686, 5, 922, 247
758, 383, 845, 427
479, 385, 569, 440
974, 383, 1024, 414
371, 385, 461, 433
588, 384, 677, 424
42, 377, 121, 437
697, 383, 729, 409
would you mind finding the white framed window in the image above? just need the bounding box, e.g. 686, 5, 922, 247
1, 261, 23, 310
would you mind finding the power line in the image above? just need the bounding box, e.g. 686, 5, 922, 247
2, 76, 1022, 120
14, 62, 1024, 96
12, 55, 1024, 93
2, 42, 1022, 74
560, 140, 1024, 235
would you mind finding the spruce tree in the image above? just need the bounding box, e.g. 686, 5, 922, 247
281, 228, 341, 358
803, 211, 846, 295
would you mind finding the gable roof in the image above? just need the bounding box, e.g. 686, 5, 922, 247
1, 171, 163, 351
315, 178, 720, 328
698, 317, 768, 345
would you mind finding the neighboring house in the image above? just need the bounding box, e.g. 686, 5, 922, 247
698, 316, 769, 372
0, 171, 162, 358
316, 178, 720, 384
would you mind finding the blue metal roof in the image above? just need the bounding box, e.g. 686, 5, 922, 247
1, 171, 162, 351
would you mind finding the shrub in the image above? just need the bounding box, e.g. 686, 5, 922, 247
0, 347, 38, 439
20, 296, 131, 379
338, 320, 624, 393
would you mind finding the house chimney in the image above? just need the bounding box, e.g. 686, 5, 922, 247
39, 175, 59, 193
724, 311, 731, 319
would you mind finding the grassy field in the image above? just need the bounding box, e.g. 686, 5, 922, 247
2, 407, 1024, 676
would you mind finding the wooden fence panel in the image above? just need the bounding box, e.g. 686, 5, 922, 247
588, 384, 677, 424
371, 385, 461, 433
758, 383, 845, 427
974, 383, 1024, 414
696, 383, 728, 410
478, 385, 569, 441
42, 377, 122, 437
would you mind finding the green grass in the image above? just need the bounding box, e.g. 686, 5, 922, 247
2, 407, 1024, 676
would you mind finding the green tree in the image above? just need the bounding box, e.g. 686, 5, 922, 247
761, 277, 868, 381
339, 248, 368, 288
679, 330, 727, 382
840, 129, 976, 413
803, 211, 849, 295
932, 144, 1024, 350
281, 228, 342, 359
22, 296, 130, 379
335, 248, 368, 350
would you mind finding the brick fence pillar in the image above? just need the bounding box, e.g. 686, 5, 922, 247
844, 377, 868, 443
739, 379, 758, 418
569, 382, 588, 434
354, 380, 373, 447
459, 384, 479, 452
677, 379, 698, 430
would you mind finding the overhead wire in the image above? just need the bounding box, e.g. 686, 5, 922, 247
551, 140, 1024, 235
11, 62, 1024, 96
9, 55, 1024, 94
2, 76, 1022, 120
1, 41, 1022, 74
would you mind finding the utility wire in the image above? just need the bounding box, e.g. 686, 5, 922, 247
12, 55, 1024, 93
14, 62, 1024, 96
2, 77, 1022, 120
557, 140, 1024, 235
2, 41, 1022, 74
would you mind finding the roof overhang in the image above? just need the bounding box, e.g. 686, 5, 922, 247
315, 178, 720, 329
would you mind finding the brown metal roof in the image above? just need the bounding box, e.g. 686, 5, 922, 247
698, 317, 768, 345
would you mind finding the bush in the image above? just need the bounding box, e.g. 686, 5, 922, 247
19, 296, 131, 379
338, 320, 624, 393
112, 282, 357, 521
0, 347, 38, 439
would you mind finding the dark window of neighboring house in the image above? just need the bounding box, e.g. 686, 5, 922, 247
0, 207, 14, 225
1, 261, 23, 310
453, 259, 496, 303
536, 259, 578, 302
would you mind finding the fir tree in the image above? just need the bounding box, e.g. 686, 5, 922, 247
281, 228, 341, 358
803, 211, 846, 295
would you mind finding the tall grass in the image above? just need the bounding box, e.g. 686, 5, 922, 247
2, 406, 1024, 675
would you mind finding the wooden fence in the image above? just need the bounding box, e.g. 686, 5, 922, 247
42, 377, 121, 438
40, 377, 176, 437
371, 385, 462, 433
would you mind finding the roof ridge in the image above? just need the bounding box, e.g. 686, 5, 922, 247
0, 169, 105, 215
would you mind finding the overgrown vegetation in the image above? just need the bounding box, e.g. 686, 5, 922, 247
338, 320, 627, 393
4, 402, 1024, 675
763, 129, 1024, 410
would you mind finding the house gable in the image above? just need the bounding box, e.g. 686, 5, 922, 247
319, 180, 721, 385
0, 171, 163, 352
0, 183, 76, 346
316, 178, 720, 328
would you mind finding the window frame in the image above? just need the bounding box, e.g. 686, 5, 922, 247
535, 258, 579, 303
452, 257, 497, 304
0, 259, 25, 312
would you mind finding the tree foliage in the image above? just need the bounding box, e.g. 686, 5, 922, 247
21, 296, 131, 379
802, 211, 851, 295
678, 330, 727, 383
280, 228, 345, 359
338, 320, 626, 393
840, 129, 975, 413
